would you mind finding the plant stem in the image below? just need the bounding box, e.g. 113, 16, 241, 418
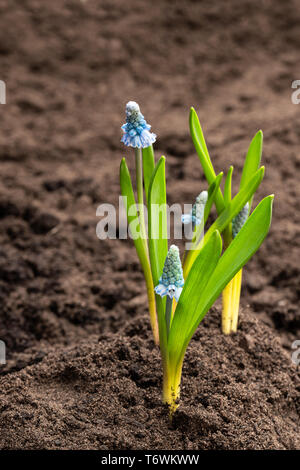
135, 148, 148, 242
222, 268, 243, 334
134, 148, 159, 345
162, 359, 183, 419
165, 296, 173, 337
221, 229, 235, 334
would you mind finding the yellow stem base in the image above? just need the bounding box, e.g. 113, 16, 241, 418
231, 269, 242, 332
221, 269, 243, 335
162, 362, 182, 419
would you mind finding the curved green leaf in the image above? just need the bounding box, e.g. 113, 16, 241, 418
190, 107, 225, 213
240, 130, 263, 211
204, 172, 223, 224
169, 195, 273, 372
120, 158, 149, 270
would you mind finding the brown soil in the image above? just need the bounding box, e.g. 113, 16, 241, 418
0, 0, 299, 449
0, 309, 299, 450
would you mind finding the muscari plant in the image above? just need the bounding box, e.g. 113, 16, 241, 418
120, 101, 273, 415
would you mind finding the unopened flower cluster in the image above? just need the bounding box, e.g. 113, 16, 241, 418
232, 202, 249, 238
155, 245, 184, 302
121, 101, 156, 148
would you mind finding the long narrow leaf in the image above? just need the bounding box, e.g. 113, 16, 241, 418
240, 130, 263, 211
120, 158, 149, 270
223, 166, 233, 241
189, 107, 210, 162
224, 166, 233, 206
190, 107, 225, 213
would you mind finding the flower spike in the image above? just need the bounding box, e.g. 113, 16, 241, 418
232, 202, 249, 238
121, 101, 156, 148
155, 245, 184, 302
182, 190, 208, 226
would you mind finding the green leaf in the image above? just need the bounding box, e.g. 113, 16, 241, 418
148, 156, 168, 286
168, 231, 222, 368
184, 167, 265, 277
189, 107, 210, 162
142, 145, 155, 201
205, 166, 264, 241
240, 130, 263, 211
120, 158, 149, 270
190, 107, 225, 213
224, 166, 233, 206
203, 172, 223, 225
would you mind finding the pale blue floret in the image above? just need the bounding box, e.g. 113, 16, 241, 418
182, 190, 208, 226
154, 245, 184, 302
181, 213, 193, 224
232, 202, 249, 238
121, 101, 156, 148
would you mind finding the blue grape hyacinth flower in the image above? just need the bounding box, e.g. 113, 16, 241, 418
121, 101, 156, 148
182, 190, 208, 227
155, 245, 184, 302
232, 202, 249, 238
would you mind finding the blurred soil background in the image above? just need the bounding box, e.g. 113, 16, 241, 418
0, 0, 299, 449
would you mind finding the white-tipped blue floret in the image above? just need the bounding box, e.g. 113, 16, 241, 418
182, 190, 208, 226
232, 202, 249, 238
121, 101, 156, 148
154, 245, 184, 302
181, 213, 193, 224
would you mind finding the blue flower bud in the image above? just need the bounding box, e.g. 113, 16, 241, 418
232, 202, 249, 238
182, 190, 208, 226
121, 101, 156, 148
